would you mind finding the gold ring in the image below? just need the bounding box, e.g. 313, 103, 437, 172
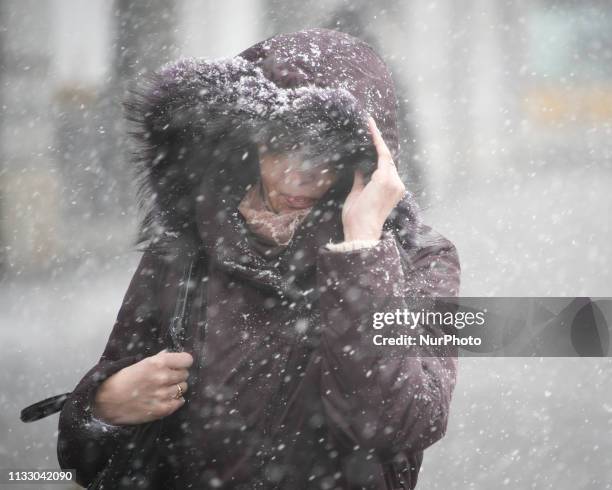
174, 383, 183, 400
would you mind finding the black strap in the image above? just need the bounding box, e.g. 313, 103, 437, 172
20, 252, 203, 423
20, 393, 71, 423
166, 256, 200, 352
87, 254, 204, 489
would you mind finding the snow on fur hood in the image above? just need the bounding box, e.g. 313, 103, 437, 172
122, 27, 424, 254
55, 30, 461, 489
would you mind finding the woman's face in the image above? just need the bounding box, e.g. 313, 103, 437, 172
257, 144, 338, 214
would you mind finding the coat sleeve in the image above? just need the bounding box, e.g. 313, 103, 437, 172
56, 249, 168, 487
315, 227, 460, 461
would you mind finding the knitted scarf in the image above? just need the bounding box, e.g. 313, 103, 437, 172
237, 179, 313, 258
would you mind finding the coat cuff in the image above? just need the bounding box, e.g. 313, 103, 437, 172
60, 355, 141, 442
324, 238, 381, 252
89, 415, 124, 432
316, 231, 407, 337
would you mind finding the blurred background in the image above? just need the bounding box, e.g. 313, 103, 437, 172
1, 0, 611, 488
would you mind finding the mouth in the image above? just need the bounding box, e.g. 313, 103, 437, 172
281, 193, 317, 209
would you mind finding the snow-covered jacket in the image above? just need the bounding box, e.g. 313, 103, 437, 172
57, 27, 461, 489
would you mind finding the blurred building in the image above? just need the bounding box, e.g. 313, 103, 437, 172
0, 0, 58, 275
1, 0, 610, 276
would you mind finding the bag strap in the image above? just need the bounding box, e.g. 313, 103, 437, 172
165, 253, 203, 352
20, 251, 203, 423
86, 254, 204, 489
381, 451, 416, 490
20, 392, 71, 423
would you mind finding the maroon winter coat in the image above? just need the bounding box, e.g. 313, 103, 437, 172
57, 28, 461, 489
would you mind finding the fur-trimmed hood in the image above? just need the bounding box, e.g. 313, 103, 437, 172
123, 27, 423, 257
56, 31, 460, 489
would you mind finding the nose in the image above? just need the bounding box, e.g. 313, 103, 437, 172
284, 167, 317, 186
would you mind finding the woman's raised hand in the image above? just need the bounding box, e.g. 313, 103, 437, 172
92, 349, 194, 425
341, 115, 406, 242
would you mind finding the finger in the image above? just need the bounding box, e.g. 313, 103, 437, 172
156, 397, 186, 418
160, 351, 194, 369
368, 116, 396, 174
165, 381, 188, 400
161, 367, 190, 385
351, 168, 366, 192
166, 396, 186, 414
368, 116, 393, 162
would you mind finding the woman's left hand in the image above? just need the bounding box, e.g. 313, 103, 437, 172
341, 115, 406, 242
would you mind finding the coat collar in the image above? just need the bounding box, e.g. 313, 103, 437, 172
194, 174, 346, 305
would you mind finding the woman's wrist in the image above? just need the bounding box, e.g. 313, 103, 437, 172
343, 226, 382, 242
92, 381, 117, 425
326, 238, 380, 252
92, 400, 113, 425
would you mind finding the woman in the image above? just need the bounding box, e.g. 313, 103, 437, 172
57, 28, 461, 489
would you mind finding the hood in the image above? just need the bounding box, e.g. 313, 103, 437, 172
123, 27, 422, 255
